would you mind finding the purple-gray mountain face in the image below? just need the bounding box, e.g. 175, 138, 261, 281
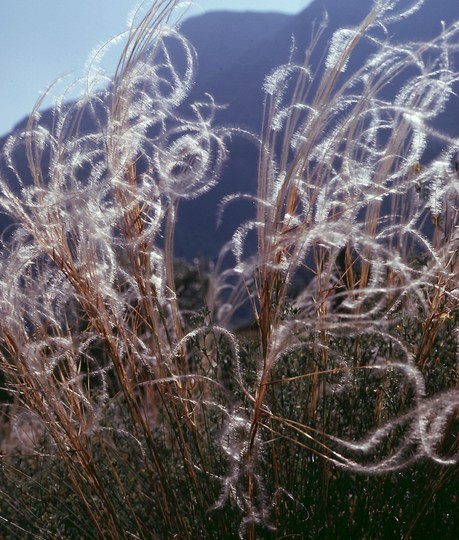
176, 0, 459, 258
1, 0, 458, 259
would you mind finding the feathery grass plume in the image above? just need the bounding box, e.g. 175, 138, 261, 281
0, 1, 232, 538
209, 0, 459, 536
0, 0, 458, 538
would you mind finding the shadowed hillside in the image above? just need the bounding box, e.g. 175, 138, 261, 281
1, 0, 458, 259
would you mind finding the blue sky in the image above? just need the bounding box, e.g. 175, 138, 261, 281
1, 1, 311, 136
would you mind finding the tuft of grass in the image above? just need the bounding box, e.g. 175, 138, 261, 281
0, 0, 458, 538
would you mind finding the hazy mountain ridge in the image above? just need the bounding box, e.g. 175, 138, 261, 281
175, 0, 459, 258
1, 0, 458, 259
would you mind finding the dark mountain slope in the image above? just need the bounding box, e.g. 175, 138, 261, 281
180, 10, 291, 84
174, 0, 459, 258
1, 0, 457, 259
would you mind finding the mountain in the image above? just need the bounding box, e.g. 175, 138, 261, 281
175, 0, 459, 258
1, 0, 458, 260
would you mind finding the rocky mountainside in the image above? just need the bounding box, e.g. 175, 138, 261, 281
175, 0, 459, 258
1, 0, 457, 259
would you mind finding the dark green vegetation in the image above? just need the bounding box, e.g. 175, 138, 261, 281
1, 296, 457, 539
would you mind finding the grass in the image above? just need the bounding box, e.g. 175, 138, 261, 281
0, 0, 458, 538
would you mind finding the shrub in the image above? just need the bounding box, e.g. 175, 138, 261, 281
0, 1, 458, 538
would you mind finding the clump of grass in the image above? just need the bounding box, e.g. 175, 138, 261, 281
0, 0, 458, 538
